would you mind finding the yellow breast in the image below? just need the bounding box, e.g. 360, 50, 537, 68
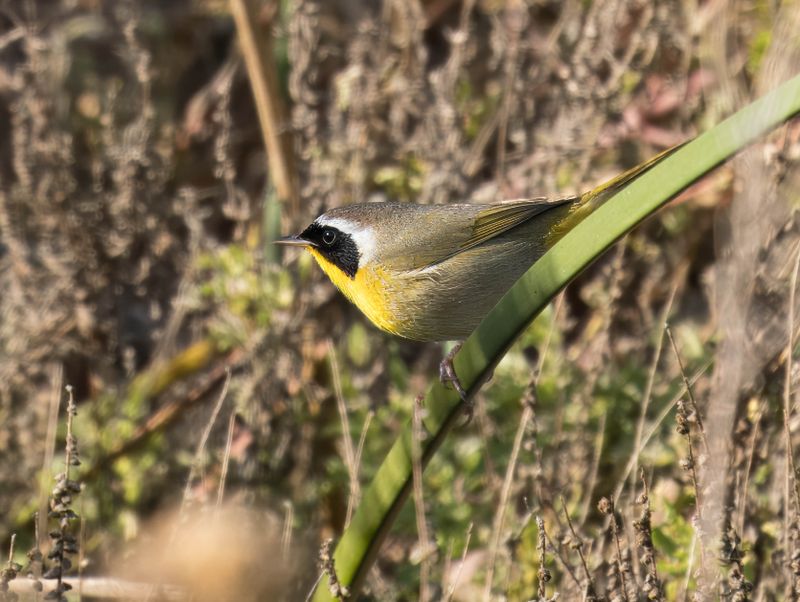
307, 248, 402, 336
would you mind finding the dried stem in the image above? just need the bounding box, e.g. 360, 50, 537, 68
0, 533, 21, 597
229, 0, 298, 216
536, 516, 553, 601
45, 385, 82, 600
634, 470, 663, 601
598, 497, 630, 602
631, 280, 680, 493
318, 539, 349, 601
665, 322, 709, 454
561, 496, 598, 600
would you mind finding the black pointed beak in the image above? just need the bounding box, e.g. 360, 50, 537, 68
274, 236, 316, 248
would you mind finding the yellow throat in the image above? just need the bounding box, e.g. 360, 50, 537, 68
307, 248, 400, 336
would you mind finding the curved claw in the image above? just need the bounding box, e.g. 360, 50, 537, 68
438, 343, 474, 425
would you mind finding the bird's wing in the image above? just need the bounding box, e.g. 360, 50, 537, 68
390, 198, 576, 272
462, 198, 576, 253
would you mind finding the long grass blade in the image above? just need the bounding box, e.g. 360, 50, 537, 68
311, 73, 800, 601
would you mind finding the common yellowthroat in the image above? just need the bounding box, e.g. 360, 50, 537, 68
277, 147, 679, 343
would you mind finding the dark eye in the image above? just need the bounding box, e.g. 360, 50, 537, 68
322, 229, 337, 246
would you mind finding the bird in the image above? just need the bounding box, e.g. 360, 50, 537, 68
276, 146, 679, 343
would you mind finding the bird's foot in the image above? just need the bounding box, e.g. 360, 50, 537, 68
438, 343, 473, 424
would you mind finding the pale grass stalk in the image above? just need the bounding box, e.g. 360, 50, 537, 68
282, 501, 294, 557
442, 540, 454, 596
620, 279, 678, 584
345, 411, 374, 527
304, 573, 326, 602
474, 398, 499, 486
444, 522, 473, 602
502, 508, 534, 594
631, 280, 680, 493
603, 361, 712, 568
607, 499, 630, 602
182, 368, 232, 506
738, 401, 765, 534
679, 533, 698, 602
7, 532, 15, 566
412, 396, 433, 602
39, 362, 62, 549
482, 295, 563, 599
495, 0, 524, 186
57, 385, 78, 598
578, 411, 607, 526
229, 0, 298, 213
215, 411, 237, 510
612, 360, 713, 503
665, 323, 709, 454
353, 411, 373, 479
561, 496, 598, 600
8, 577, 185, 600
666, 323, 710, 590
79, 511, 86, 599
482, 403, 533, 601
154, 371, 232, 602
783, 246, 800, 559
327, 340, 360, 529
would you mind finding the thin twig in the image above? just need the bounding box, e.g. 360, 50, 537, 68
536, 516, 552, 600
39, 363, 62, 549
631, 279, 680, 493
599, 497, 630, 602
665, 322, 710, 454
673, 364, 709, 592
55, 385, 78, 597
634, 470, 663, 601
543, 529, 582, 591
578, 410, 607, 526
738, 401, 765, 534
561, 496, 598, 600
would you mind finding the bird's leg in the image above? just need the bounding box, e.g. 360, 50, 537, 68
439, 342, 473, 423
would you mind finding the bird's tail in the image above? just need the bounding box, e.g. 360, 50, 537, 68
545, 142, 686, 247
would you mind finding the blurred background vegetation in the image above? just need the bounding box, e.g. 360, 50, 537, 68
1, 0, 800, 600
